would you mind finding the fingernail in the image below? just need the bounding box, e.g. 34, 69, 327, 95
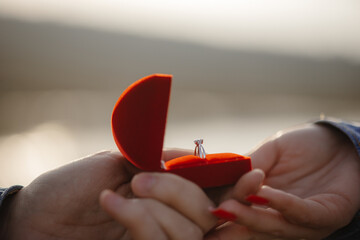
133, 173, 156, 193
100, 190, 123, 210
210, 208, 237, 221
100, 189, 111, 202
245, 194, 269, 205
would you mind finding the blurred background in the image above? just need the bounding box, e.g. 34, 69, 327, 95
1, 0, 359, 186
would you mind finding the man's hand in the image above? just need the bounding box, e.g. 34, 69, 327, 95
1, 151, 140, 240
1, 150, 218, 240
100, 172, 218, 240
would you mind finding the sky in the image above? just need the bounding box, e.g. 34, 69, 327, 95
1, 0, 360, 186
1, 0, 360, 63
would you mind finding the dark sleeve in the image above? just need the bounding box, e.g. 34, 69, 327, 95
0, 185, 23, 208
316, 118, 360, 239
0, 185, 23, 238
317, 118, 360, 157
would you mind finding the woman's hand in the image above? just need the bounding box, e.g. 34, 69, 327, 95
207, 123, 360, 239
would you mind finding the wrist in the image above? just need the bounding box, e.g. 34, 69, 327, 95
316, 119, 360, 158
0, 186, 23, 240
0, 192, 18, 239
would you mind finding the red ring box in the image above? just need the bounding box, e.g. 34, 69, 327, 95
111, 74, 252, 188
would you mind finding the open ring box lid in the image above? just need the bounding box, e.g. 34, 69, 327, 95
112, 74, 252, 188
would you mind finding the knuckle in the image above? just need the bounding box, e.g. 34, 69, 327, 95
94, 150, 112, 155
163, 172, 192, 189
160, 172, 197, 197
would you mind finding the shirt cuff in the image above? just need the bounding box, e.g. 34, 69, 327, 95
316, 117, 360, 158
316, 118, 360, 239
0, 185, 23, 208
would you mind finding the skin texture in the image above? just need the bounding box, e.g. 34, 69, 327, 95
0, 151, 218, 240
1, 151, 139, 240
1, 123, 359, 240
100, 123, 360, 239
205, 123, 360, 240
100, 172, 217, 240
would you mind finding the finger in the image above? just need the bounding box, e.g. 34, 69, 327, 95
143, 198, 204, 240
217, 199, 321, 239
131, 172, 218, 233
205, 223, 274, 240
257, 185, 343, 228
99, 190, 167, 240
248, 137, 279, 172
205, 169, 265, 206
100, 190, 204, 240
231, 168, 265, 202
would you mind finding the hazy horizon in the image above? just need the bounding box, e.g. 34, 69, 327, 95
1, 4, 359, 186
1, 0, 360, 63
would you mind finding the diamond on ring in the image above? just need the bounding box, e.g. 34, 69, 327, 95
194, 139, 206, 159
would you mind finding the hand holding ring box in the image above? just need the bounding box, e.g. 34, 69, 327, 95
111, 74, 252, 188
